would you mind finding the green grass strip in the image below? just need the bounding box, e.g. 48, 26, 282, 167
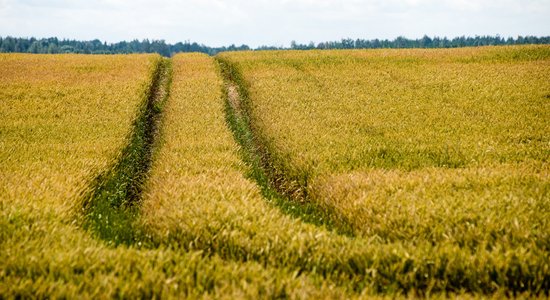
216, 57, 354, 236
82, 57, 172, 246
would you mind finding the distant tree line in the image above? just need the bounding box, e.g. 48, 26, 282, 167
1, 35, 549, 56
0, 37, 249, 56
289, 35, 550, 50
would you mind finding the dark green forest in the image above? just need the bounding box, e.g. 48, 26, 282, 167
1, 35, 549, 56
0, 37, 249, 56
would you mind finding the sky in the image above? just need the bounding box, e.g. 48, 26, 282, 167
1, 0, 549, 48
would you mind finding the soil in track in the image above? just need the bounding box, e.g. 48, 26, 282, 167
216, 58, 354, 236
82, 57, 172, 246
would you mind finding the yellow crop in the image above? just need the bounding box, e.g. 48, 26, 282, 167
0, 53, 157, 217
2, 46, 548, 297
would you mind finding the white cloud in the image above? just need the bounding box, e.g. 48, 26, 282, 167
0, 0, 549, 47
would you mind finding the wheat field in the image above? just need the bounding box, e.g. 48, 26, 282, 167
1, 47, 549, 297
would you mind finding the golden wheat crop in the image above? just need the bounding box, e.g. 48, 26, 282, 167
0, 53, 160, 218
2, 47, 548, 297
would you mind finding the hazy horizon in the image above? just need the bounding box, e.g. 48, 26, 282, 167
1, 0, 550, 48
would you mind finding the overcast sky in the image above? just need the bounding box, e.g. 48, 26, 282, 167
1, 0, 549, 47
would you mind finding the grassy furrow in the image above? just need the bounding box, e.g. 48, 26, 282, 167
216, 57, 352, 235
81, 57, 171, 246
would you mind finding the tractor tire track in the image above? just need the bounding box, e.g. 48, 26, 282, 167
216, 57, 354, 236
81, 57, 172, 246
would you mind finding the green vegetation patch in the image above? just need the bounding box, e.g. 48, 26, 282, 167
82, 57, 172, 246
